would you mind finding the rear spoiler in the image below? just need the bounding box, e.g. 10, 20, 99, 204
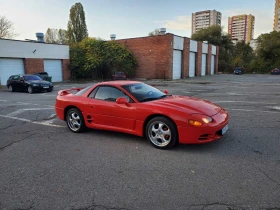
58, 87, 85, 96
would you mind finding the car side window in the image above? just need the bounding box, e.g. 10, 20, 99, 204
94, 86, 133, 102
88, 87, 99, 98
12, 76, 19, 80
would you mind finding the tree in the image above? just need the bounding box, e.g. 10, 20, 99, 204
250, 31, 280, 73
58, 29, 68, 44
191, 26, 234, 72
231, 40, 254, 70
70, 38, 138, 80
45, 28, 68, 44
67, 2, 88, 43
45, 28, 58, 43
148, 28, 161, 36
0, 16, 18, 39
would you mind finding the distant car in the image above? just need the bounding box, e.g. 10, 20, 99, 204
6, 74, 53, 94
34, 72, 49, 80
271, 68, 280, 75
234, 68, 243, 75
112, 71, 127, 80
55, 81, 229, 149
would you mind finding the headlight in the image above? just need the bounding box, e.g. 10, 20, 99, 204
202, 117, 213, 124
188, 115, 213, 126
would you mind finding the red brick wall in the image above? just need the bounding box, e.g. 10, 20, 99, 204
196, 42, 202, 76
206, 44, 212, 75
182, 38, 190, 78
215, 46, 219, 74
24, 59, 44, 74
117, 34, 173, 79
62, 59, 71, 80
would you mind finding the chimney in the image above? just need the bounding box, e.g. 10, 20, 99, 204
36, 33, 44, 42
110, 34, 116, 40
159, 28, 166, 35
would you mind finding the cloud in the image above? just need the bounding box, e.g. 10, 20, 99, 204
155, 16, 192, 31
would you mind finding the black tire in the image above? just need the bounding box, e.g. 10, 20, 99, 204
145, 116, 178, 149
27, 86, 33, 94
8, 85, 15, 92
66, 108, 86, 133
47, 89, 53, 92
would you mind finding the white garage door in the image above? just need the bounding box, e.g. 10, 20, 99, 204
0, 58, 24, 85
211, 55, 215, 75
44, 60, 63, 82
172, 50, 182, 79
201, 54, 207, 76
189, 52, 196, 77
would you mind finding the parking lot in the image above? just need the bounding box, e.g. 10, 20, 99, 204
0, 74, 280, 210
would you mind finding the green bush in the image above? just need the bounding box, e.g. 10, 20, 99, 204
70, 38, 138, 80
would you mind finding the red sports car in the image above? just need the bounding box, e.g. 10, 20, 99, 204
55, 81, 229, 149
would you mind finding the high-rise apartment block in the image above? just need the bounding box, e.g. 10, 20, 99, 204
228, 14, 255, 43
192, 10, 222, 34
274, 0, 280, 31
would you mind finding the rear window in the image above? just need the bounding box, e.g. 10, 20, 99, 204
75, 86, 93, 96
115, 72, 125, 76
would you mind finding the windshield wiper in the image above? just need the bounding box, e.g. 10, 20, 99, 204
140, 95, 172, 102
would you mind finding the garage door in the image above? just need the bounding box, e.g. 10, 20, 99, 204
172, 50, 182, 79
0, 58, 24, 85
211, 55, 215, 75
44, 60, 63, 82
201, 54, 207, 76
189, 52, 195, 77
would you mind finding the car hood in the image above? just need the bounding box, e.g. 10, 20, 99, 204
150, 96, 222, 116
27, 80, 51, 84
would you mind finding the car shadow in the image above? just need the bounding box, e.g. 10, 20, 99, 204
85, 128, 227, 152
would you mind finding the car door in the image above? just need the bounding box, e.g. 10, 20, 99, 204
87, 86, 137, 131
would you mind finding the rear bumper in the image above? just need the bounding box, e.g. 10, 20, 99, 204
55, 107, 64, 121
178, 109, 229, 144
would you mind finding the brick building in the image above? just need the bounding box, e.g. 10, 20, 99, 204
117, 33, 219, 80
0, 36, 70, 85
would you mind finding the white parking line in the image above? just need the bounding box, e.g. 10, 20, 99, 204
7, 108, 54, 117
214, 101, 277, 105
226, 108, 280, 114
0, 100, 7, 102
0, 114, 66, 128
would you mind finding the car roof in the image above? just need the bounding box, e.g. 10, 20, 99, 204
97, 80, 142, 86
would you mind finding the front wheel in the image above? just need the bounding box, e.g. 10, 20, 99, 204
8, 85, 14, 92
145, 116, 178, 149
66, 108, 86, 133
27, 86, 33, 94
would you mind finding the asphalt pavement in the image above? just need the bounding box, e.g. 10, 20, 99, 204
0, 74, 280, 210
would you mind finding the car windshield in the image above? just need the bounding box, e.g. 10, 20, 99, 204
122, 83, 169, 102
23, 75, 42, 81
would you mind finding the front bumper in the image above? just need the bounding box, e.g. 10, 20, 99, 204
178, 109, 229, 144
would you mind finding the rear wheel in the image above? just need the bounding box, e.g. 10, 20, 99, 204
66, 108, 86, 133
145, 116, 178, 149
8, 85, 14, 92
27, 86, 33, 94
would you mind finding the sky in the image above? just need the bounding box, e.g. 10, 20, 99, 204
0, 0, 276, 41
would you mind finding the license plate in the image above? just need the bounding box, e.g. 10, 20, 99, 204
43, 86, 49, 88
222, 124, 228, 135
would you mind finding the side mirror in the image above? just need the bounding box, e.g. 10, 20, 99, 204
20, 79, 24, 82
164, 90, 168, 94
116, 97, 130, 106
